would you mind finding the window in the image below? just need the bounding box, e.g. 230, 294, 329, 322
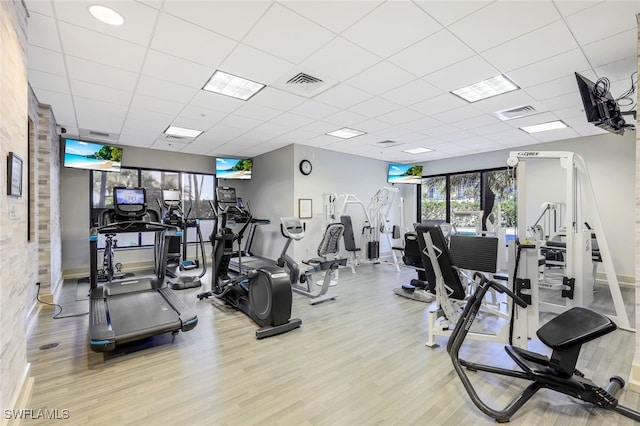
90, 167, 215, 249
420, 167, 515, 239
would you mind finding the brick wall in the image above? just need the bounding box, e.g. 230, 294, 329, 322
0, 0, 32, 416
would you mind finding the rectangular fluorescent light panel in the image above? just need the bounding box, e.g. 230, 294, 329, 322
164, 125, 203, 138
402, 147, 433, 154
520, 120, 568, 134
326, 127, 366, 139
451, 75, 519, 103
203, 70, 265, 101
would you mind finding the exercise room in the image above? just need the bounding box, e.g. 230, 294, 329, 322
2, 1, 640, 424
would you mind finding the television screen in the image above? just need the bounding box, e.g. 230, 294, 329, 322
216, 157, 252, 180
63, 138, 123, 172
115, 187, 145, 205
387, 163, 423, 184
575, 72, 627, 135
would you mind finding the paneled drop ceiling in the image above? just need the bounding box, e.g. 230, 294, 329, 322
26, 0, 639, 163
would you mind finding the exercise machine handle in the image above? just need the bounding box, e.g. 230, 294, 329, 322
473, 272, 528, 308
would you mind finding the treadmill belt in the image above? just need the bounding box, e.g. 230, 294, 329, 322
107, 290, 180, 340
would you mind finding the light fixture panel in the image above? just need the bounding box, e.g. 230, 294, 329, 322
403, 147, 433, 154
451, 75, 519, 103
520, 120, 568, 134
326, 127, 367, 139
164, 125, 203, 138
203, 70, 265, 101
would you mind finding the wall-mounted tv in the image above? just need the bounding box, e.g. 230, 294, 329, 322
387, 163, 423, 184
575, 72, 630, 136
63, 138, 123, 172
216, 157, 252, 180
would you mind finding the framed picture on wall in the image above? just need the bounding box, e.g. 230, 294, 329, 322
299, 198, 312, 219
7, 152, 23, 197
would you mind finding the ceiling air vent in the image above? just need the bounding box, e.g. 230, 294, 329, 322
494, 105, 537, 121
286, 73, 323, 86
375, 140, 402, 148
79, 128, 120, 142
163, 134, 188, 142
89, 130, 110, 138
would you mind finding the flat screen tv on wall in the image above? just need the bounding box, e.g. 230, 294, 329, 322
63, 138, 123, 172
387, 163, 423, 184
216, 157, 252, 180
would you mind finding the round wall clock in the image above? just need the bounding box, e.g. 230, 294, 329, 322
299, 159, 312, 176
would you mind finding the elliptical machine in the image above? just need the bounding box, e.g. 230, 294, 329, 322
197, 187, 301, 339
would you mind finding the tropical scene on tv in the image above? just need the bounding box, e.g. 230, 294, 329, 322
388, 164, 423, 184
216, 158, 252, 180
64, 139, 123, 172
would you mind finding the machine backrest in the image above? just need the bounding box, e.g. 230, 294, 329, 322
318, 223, 344, 258
340, 215, 358, 252
449, 235, 498, 274
415, 224, 466, 300
402, 232, 423, 269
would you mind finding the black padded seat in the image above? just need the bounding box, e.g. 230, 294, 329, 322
537, 307, 616, 350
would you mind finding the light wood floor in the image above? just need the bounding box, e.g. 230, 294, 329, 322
24, 263, 638, 425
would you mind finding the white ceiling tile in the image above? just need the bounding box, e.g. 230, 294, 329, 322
288, 100, 341, 120
29, 69, 70, 94
73, 97, 128, 134
425, 55, 500, 92
431, 105, 484, 124
410, 93, 467, 115
341, 1, 441, 58
346, 61, 415, 95
313, 84, 373, 109
189, 91, 244, 114
540, 92, 582, 111
118, 132, 155, 148
142, 50, 213, 88
129, 93, 184, 116
65, 56, 139, 92
201, 125, 248, 142
414, 1, 492, 26
502, 111, 560, 129
220, 44, 294, 86
278, 128, 318, 142
349, 97, 401, 117
594, 56, 638, 82
233, 103, 283, 122
380, 79, 442, 106
54, 1, 158, 46
244, 122, 292, 139
529, 127, 581, 143
280, 0, 382, 33
356, 119, 393, 133
582, 29, 638, 68
174, 106, 227, 129
249, 87, 307, 112
422, 124, 465, 137
323, 110, 369, 127
388, 29, 475, 77
469, 121, 514, 136
28, 45, 66, 75
456, 114, 504, 130
553, 1, 600, 17
269, 112, 314, 129
58, 22, 146, 72
217, 114, 263, 131
243, 4, 335, 63
27, 12, 61, 51
401, 116, 444, 132
377, 108, 425, 126
449, 1, 560, 52
565, 1, 640, 45
135, 75, 199, 104
151, 139, 188, 153
26, 1, 53, 16
301, 37, 382, 81
162, 1, 271, 41
33, 89, 76, 127
472, 90, 538, 114
507, 49, 590, 88
121, 107, 173, 132
71, 80, 132, 106
525, 74, 583, 100
150, 13, 237, 68
483, 21, 578, 72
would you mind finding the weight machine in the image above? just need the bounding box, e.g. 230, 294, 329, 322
506, 151, 631, 331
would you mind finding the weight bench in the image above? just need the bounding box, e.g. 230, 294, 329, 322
448, 274, 640, 423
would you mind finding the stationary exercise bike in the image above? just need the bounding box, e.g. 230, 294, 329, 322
197, 187, 301, 339
448, 273, 640, 423
278, 217, 346, 305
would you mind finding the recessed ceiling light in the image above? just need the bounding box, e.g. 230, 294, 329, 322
326, 127, 367, 139
451, 75, 519, 103
164, 125, 203, 138
403, 147, 433, 154
520, 120, 568, 134
89, 5, 124, 26
203, 70, 265, 101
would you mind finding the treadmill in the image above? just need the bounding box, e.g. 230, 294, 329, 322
88, 187, 198, 353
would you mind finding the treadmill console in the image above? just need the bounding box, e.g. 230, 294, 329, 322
114, 187, 147, 219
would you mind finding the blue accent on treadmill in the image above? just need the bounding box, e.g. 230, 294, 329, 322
176, 231, 183, 237
89, 235, 98, 241
90, 340, 111, 345
186, 318, 197, 325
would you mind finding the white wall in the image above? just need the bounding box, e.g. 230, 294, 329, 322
419, 130, 636, 278
61, 145, 215, 277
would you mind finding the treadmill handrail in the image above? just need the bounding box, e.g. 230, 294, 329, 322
92, 220, 179, 235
